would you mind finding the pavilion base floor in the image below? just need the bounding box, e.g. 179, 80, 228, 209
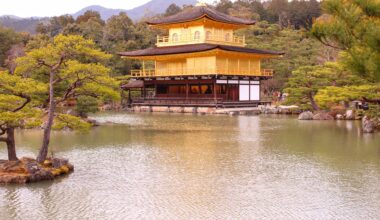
0, 157, 74, 184
131, 105, 263, 115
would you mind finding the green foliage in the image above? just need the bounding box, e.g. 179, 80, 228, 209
284, 65, 332, 110
312, 0, 380, 82
0, 71, 45, 128
36, 15, 75, 37
284, 63, 364, 110
165, 4, 182, 16
76, 11, 104, 25
315, 84, 380, 109
76, 96, 99, 117
52, 114, 91, 131
214, 0, 321, 29
15, 34, 120, 122
240, 21, 334, 90
0, 25, 23, 67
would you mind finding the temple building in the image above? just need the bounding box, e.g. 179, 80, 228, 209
119, 5, 283, 110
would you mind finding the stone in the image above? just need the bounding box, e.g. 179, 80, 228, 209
169, 107, 184, 113
86, 119, 100, 126
152, 106, 169, 112
183, 107, 197, 114
229, 111, 238, 116
312, 112, 334, 120
197, 107, 215, 114
279, 105, 299, 114
336, 114, 344, 120
52, 158, 69, 169
262, 106, 279, 114
138, 106, 151, 112
345, 110, 355, 120
298, 111, 314, 120
362, 116, 376, 133
0, 157, 74, 185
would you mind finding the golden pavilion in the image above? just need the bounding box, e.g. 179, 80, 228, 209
119, 6, 283, 108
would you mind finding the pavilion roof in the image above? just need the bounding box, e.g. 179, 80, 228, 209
118, 44, 284, 57
146, 6, 256, 26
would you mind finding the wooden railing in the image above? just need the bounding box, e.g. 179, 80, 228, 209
156, 33, 246, 47
130, 68, 274, 77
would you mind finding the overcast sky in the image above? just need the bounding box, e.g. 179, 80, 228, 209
0, 0, 215, 18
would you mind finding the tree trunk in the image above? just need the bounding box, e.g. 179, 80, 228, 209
37, 71, 55, 163
308, 92, 320, 111
6, 128, 18, 161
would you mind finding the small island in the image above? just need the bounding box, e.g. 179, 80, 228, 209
0, 0, 380, 219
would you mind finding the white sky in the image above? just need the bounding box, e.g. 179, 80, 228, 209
0, 0, 215, 18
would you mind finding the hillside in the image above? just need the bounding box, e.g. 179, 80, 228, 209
0, 16, 48, 34
1, 0, 197, 33
125, 0, 197, 21
73, 0, 197, 21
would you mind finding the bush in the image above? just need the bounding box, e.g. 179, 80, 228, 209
76, 96, 99, 118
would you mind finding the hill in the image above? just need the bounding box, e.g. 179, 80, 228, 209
73, 0, 197, 21
0, 16, 48, 34
0, 0, 197, 33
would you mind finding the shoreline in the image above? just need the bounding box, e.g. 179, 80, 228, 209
0, 157, 74, 185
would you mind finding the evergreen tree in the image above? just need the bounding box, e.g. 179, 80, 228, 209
15, 34, 120, 163
312, 0, 380, 82
0, 71, 46, 161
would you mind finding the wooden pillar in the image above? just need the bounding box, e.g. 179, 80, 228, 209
226, 58, 229, 75
213, 79, 217, 104
128, 89, 131, 105
226, 83, 229, 101
142, 60, 145, 76
186, 82, 189, 101
248, 60, 251, 75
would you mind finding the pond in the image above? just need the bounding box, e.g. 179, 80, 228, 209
1, 113, 380, 219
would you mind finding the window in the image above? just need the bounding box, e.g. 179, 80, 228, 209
157, 85, 168, 94
225, 33, 231, 42
216, 85, 227, 94
190, 85, 200, 94
200, 84, 213, 94
194, 31, 200, 40
168, 85, 186, 94
172, 33, 179, 42
206, 31, 212, 40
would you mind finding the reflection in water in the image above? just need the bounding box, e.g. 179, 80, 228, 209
1, 113, 380, 219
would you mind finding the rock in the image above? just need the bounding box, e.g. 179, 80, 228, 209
261, 106, 279, 114
345, 110, 355, 120
0, 160, 25, 173
0, 157, 74, 185
362, 116, 376, 133
86, 118, 100, 126
279, 105, 299, 114
52, 158, 69, 169
21, 158, 40, 174
298, 111, 314, 120
312, 112, 334, 120
336, 114, 344, 120
229, 111, 238, 116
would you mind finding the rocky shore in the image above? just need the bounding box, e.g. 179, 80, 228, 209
0, 157, 74, 184
298, 110, 380, 133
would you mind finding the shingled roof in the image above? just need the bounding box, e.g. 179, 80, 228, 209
147, 6, 256, 26
118, 44, 284, 57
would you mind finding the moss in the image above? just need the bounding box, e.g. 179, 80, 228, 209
0, 157, 74, 185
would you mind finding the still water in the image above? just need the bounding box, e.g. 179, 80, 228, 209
1, 113, 380, 219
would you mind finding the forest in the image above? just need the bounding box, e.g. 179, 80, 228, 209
0, 0, 379, 163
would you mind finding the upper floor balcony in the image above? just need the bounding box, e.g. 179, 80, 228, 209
156, 32, 246, 47
130, 67, 273, 78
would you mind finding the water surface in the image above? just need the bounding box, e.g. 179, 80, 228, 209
1, 113, 380, 219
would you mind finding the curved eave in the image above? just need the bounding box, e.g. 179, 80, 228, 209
118, 45, 284, 60
147, 15, 255, 28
